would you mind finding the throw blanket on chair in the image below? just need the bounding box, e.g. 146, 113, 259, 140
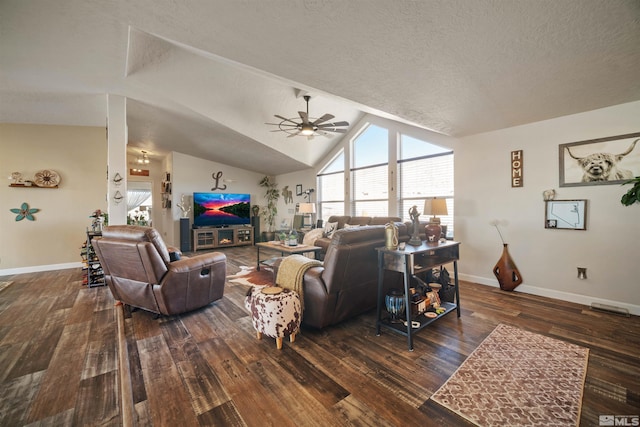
275, 254, 322, 313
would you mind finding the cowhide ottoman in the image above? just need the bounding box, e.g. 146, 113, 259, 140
245, 286, 301, 350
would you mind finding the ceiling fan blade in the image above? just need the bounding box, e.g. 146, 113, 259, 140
298, 111, 309, 123
316, 130, 333, 138
268, 124, 298, 129
266, 122, 297, 126
312, 114, 335, 125
323, 128, 347, 133
275, 114, 299, 125
317, 121, 349, 128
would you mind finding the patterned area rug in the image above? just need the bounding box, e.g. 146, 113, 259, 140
0, 281, 14, 293
431, 324, 589, 427
227, 266, 274, 287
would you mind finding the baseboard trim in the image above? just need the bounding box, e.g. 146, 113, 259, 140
458, 273, 640, 317
0, 262, 82, 276
115, 302, 134, 427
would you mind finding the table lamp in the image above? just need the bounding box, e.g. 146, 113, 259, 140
423, 198, 448, 243
298, 203, 316, 229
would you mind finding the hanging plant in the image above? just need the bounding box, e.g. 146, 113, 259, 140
620, 176, 640, 206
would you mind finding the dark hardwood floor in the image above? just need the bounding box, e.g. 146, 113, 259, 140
1, 245, 639, 426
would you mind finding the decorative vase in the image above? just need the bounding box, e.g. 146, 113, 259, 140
287, 230, 298, 246
493, 244, 523, 291
385, 222, 399, 250
424, 222, 441, 244
385, 289, 405, 323
263, 231, 275, 242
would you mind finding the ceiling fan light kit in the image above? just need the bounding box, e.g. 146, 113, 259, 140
300, 124, 315, 136
267, 95, 349, 139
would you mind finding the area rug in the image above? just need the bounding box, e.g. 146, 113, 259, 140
0, 281, 14, 293
227, 266, 274, 287
431, 323, 589, 427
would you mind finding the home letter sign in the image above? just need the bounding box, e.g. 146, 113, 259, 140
511, 150, 523, 187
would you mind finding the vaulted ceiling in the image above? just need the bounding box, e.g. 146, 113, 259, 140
2, 1, 639, 175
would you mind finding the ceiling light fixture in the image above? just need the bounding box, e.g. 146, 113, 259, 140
137, 151, 150, 164
299, 123, 315, 136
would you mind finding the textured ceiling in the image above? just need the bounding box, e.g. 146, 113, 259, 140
1, 0, 639, 175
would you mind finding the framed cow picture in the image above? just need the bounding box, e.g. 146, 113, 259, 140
559, 132, 640, 187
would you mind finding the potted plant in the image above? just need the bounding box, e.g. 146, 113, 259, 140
90, 209, 108, 232
259, 175, 280, 241
620, 176, 640, 206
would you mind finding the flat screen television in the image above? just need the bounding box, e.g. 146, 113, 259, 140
193, 192, 251, 228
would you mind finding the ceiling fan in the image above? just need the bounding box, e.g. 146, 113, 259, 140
267, 95, 349, 139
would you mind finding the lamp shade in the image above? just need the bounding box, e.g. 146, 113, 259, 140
298, 203, 316, 214
424, 198, 448, 217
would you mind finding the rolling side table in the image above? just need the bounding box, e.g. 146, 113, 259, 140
376, 241, 461, 351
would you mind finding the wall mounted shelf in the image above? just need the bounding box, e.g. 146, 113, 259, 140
9, 184, 59, 189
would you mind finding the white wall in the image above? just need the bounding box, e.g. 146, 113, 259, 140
456, 101, 640, 314
157, 153, 174, 243
169, 152, 266, 247
0, 124, 107, 274
274, 169, 317, 228
170, 153, 321, 244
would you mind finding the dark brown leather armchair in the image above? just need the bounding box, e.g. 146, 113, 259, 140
294, 224, 407, 329
93, 225, 226, 316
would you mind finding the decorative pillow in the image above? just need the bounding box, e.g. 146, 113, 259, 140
303, 228, 324, 246
323, 221, 338, 238
343, 223, 361, 229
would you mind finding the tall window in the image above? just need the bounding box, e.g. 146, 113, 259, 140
351, 125, 389, 217
316, 122, 455, 237
317, 151, 345, 221
399, 134, 454, 236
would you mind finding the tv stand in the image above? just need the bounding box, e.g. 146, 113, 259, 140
192, 226, 253, 251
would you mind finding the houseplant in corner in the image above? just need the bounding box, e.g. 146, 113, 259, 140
620, 176, 640, 206
259, 175, 280, 241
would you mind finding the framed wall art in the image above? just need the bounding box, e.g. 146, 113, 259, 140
559, 132, 640, 187
296, 184, 303, 196
544, 199, 587, 230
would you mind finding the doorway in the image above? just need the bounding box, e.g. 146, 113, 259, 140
127, 181, 153, 226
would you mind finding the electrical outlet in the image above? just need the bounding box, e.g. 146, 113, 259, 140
577, 267, 587, 279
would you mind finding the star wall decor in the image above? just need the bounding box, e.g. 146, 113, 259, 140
10, 202, 40, 221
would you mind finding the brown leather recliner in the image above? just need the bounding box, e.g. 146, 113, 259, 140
313, 215, 402, 258
296, 224, 407, 329
93, 225, 226, 316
